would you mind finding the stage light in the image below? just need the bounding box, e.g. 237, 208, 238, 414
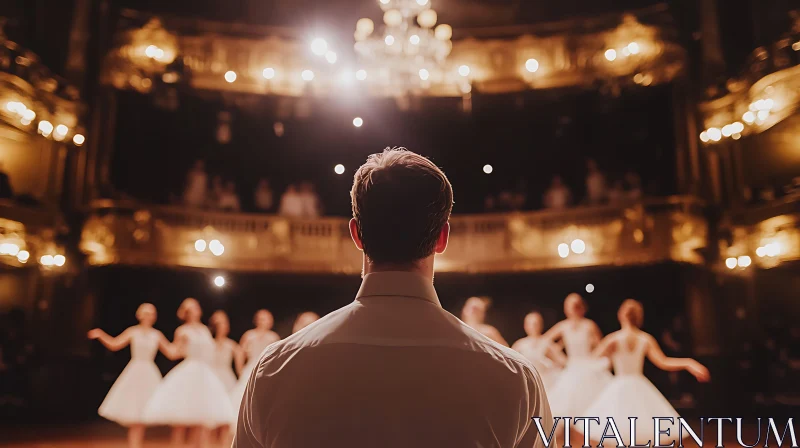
417, 9, 437, 28
482, 164, 493, 174
224, 71, 237, 83
627, 42, 640, 55
417, 0, 429, 5
40, 255, 54, 266
743, 111, 755, 124
145, 45, 159, 58
325, 51, 337, 64
757, 110, 769, 121
604, 49, 617, 61
765, 242, 781, 257
737, 255, 751, 268
419, 69, 430, 81
707, 127, 721, 141
194, 239, 207, 252
17, 250, 29, 263
700, 131, 709, 143
53, 254, 66, 267
585, 283, 595, 293
385, 35, 395, 46
73, 134, 85, 146
356, 18, 374, 35
22, 109, 35, 121
0, 243, 19, 255
409, 34, 420, 45
525, 58, 539, 73
38, 120, 53, 137
353, 117, 363, 127
262, 68, 276, 79
756, 246, 766, 257
214, 275, 225, 287
722, 125, 733, 137
334, 164, 345, 175
356, 69, 367, 81
725, 257, 737, 269
384, 10, 403, 27
311, 38, 328, 56
458, 65, 470, 77
380, 0, 390, 4
557, 243, 570, 258
570, 239, 586, 254
301, 70, 315, 81
434, 24, 452, 41
209, 239, 224, 256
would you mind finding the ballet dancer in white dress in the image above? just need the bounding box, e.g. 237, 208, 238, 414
209, 311, 243, 391
543, 293, 613, 418
576, 299, 710, 446
461, 296, 509, 346
292, 311, 320, 334
511, 311, 567, 391
229, 309, 280, 413
142, 298, 234, 447
88, 303, 175, 448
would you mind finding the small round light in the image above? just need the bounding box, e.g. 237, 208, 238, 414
73, 134, 85, 146
434, 24, 452, 41
353, 117, 363, 127
311, 38, 328, 56
334, 164, 345, 175
732, 122, 744, 133
605, 49, 617, 61
55, 124, 68, 136
570, 239, 586, 254
356, 18, 375, 35
209, 239, 225, 256
38, 120, 53, 137
525, 58, 539, 73
722, 125, 733, 137
743, 111, 755, 124
325, 51, 337, 64
483, 164, 493, 174
22, 109, 36, 121
627, 42, 640, 55
40, 255, 54, 266
224, 71, 237, 83
419, 68, 430, 81
53, 254, 66, 267
458, 65, 470, 77
145, 45, 158, 58
707, 127, 722, 141
214, 275, 225, 287
725, 257, 738, 269
385, 35, 396, 46
380, 0, 390, 4
416, 0, 429, 5
765, 242, 781, 257
356, 69, 367, 81
585, 283, 595, 293
301, 70, 315, 81
195, 239, 207, 252
17, 250, 29, 263
737, 255, 751, 268
0, 243, 19, 255
557, 243, 570, 259
417, 9, 438, 28
757, 110, 769, 121
756, 246, 766, 257
764, 98, 774, 110
700, 131, 709, 143
384, 9, 403, 27
409, 34, 420, 45
262, 67, 276, 79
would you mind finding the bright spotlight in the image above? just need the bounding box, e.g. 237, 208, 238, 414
604, 49, 617, 61
416, 0, 429, 5
756, 246, 766, 257
743, 111, 755, 124
301, 70, 315, 81
409, 34, 420, 45
570, 239, 586, 254
73, 134, 85, 146
209, 239, 225, 256
262, 67, 276, 79
725, 257, 737, 269
353, 117, 363, 127
707, 127, 722, 141
585, 283, 595, 293
482, 164, 493, 174
700, 131, 709, 143
419, 68, 430, 81
224, 71, 237, 83
557, 243, 570, 258
627, 42, 640, 54
40, 255, 54, 266
356, 69, 367, 80
194, 239, 207, 252
737, 255, 751, 268
17, 250, 30, 263
765, 242, 781, 257
525, 58, 539, 73
214, 275, 225, 287
385, 35, 395, 46
311, 38, 328, 56
53, 254, 66, 267
458, 65, 470, 77
334, 164, 345, 175
325, 51, 337, 64
38, 120, 53, 137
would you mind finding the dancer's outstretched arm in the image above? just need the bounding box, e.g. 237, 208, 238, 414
157, 329, 184, 361
541, 321, 565, 345
88, 328, 133, 352
644, 334, 710, 381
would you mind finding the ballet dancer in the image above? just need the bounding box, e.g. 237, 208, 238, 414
511, 311, 567, 390
542, 293, 613, 418
292, 311, 320, 334
142, 298, 234, 448
88, 303, 175, 448
460, 296, 509, 346
576, 299, 710, 446
209, 311, 243, 391
229, 309, 280, 413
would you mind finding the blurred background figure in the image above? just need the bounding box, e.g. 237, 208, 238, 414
254, 178, 274, 213
543, 175, 571, 210
292, 311, 320, 334
217, 181, 241, 212
278, 184, 304, 218
460, 297, 508, 346
585, 159, 607, 205
182, 161, 207, 208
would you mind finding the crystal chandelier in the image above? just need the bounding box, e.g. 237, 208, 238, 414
354, 0, 453, 95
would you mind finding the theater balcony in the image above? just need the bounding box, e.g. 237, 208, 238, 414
80, 196, 707, 274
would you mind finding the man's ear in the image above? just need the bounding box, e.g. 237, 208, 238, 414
349, 218, 364, 250
434, 222, 450, 254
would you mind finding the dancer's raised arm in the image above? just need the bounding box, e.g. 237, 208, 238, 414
644, 333, 710, 381
88, 328, 133, 352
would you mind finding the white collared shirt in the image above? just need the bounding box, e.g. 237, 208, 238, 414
233, 271, 553, 448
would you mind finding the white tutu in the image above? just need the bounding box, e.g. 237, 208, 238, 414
98, 360, 162, 426
547, 358, 612, 417
229, 361, 255, 420
576, 374, 685, 446
213, 366, 238, 391
143, 359, 234, 428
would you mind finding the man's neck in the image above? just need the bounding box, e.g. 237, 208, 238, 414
362, 255, 435, 281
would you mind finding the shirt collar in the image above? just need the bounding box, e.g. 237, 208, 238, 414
355, 271, 441, 306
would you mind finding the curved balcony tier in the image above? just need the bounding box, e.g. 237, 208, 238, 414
81, 196, 707, 274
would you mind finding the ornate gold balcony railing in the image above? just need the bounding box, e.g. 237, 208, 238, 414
722, 195, 800, 270
80, 196, 707, 274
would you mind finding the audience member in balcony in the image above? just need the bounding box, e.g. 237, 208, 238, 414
460, 296, 509, 347
585, 159, 607, 205
278, 184, 304, 218
182, 160, 208, 208
0, 163, 13, 199
253, 178, 274, 213
607, 179, 626, 205
299, 181, 321, 218
218, 181, 241, 212
625, 171, 643, 201
543, 175, 572, 209
207, 175, 224, 209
